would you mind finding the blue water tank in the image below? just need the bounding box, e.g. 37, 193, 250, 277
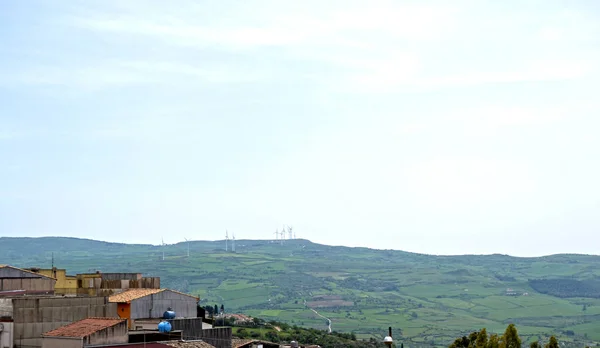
163, 310, 176, 319
158, 321, 172, 333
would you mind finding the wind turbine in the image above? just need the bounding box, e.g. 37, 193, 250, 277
161, 237, 165, 261
225, 230, 229, 252
273, 229, 279, 241
184, 238, 190, 257
232, 232, 236, 252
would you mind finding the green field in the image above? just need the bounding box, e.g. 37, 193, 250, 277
1, 237, 600, 347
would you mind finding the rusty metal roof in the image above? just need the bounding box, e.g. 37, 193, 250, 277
43, 317, 125, 338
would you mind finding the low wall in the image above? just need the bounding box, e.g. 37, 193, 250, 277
168, 320, 231, 348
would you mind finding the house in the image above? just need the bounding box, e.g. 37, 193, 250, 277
26, 267, 78, 295
109, 289, 199, 329
0, 296, 118, 348
0, 265, 56, 296
41, 317, 127, 348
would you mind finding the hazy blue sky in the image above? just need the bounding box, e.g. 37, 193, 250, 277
1, 0, 599, 256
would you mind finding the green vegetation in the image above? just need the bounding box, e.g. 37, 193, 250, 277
230, 317, 386, 347
2, 237, 600, 347
449, 324, 560, 348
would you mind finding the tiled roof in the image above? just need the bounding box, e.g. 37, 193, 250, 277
109, 288, 199, 303
232, 339, 257, 348
164, 341, 216, 348
43, 317, 125, 338
109, 288, 164, 302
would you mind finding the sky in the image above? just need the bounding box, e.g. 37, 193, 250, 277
1, 0, 599, 256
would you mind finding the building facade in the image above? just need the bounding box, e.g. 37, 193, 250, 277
0, 265, 56, 296
109, 289, 198, 329
42, 317, 127, 348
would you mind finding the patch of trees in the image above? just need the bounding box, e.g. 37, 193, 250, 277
234, 319, 387, 348
529, 278, 600, 298
336, 276, 399, 292
449, 324, 559, 348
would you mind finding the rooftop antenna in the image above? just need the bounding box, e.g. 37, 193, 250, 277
232, 233, 236, 253
161, 238, 165, 261
184, 238, 190, 257
225, 230, 229, 252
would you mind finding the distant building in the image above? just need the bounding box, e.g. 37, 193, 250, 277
109, 289, 198, 329
26, 267, 78, 295
42, 317, 127, 348
0, 265, 56, 296
24, 268, 160, 297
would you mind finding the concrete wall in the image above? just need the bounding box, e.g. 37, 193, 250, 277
0, 278, 55, 295
101, 274, 142, 281
85, 321, 128, 346
197, 327, 232, 348
167, 320, 231, 348
0, 299, 13, 318
0, 268, 56, 295
0, 321, 14, 348
130, 291, 197, 320
41, 337, 82, 348
11, 297, 117, 348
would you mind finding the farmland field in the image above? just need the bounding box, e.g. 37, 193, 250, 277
2, 236, 600, 347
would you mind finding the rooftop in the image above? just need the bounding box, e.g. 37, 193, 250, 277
0, 265, 57, 280
109, 289, 164, 303
231, 339, 256, 348
43, 317, 126, 338
109, 288, 199, 303
163, 341, 216, 348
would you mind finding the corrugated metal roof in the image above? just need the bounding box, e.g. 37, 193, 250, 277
109, 289, 199, 303
43, 317, 125, 338
0, 265, 57, 280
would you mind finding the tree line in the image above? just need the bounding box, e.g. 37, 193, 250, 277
449, 324, 560, 348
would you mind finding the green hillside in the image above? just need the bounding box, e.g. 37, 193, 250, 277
2, 237, 600, 347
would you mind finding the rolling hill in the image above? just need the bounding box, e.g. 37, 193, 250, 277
2, 237, 600, 347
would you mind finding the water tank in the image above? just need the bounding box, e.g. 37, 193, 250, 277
158, 321, 172, 333
163, 308, 176, 319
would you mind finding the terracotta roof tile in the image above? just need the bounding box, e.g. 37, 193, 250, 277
164, 341, 217, 348
232, 339, 257, 348
109, 288, 164, 303
43, 317, 125, 338
109, 288, 199, 303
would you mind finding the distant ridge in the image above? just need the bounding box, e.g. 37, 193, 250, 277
2, 235, 600, 344
1, 236, 596, 258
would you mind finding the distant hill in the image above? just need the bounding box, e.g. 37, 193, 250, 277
2, 236, 600, 347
